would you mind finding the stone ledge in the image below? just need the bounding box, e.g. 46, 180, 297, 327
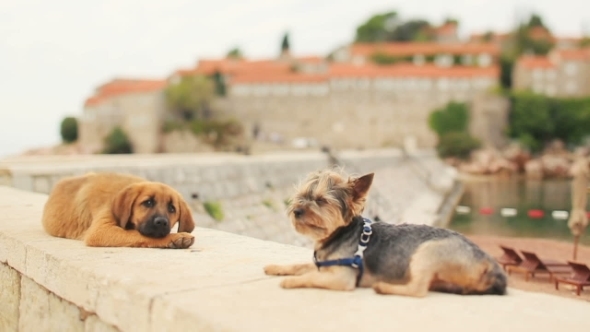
1, 186, 589, 332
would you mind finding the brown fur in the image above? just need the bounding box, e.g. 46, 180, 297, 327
42, 172, 195, 249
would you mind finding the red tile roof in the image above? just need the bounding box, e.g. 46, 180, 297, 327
516, 55, 555, 69
85, 79, 166, 107
230, 73, 328, 84
328, 63, 499, 79
350, 42, 500, 57
555, 48, 590, 61
229, 63, 499, 84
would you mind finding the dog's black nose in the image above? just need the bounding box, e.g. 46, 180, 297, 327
293, 208, 304, 218
153, 216, 169, 228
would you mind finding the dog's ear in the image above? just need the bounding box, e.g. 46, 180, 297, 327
112, 184, 139, 229
351, 173, 374, 201
177, 197, 195, 233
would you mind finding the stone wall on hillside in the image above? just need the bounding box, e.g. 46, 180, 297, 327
0, 149, 460, 248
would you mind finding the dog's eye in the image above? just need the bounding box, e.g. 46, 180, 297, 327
316, 198, 327, 205
168, 203, 176, 213
142, 199, 154, 208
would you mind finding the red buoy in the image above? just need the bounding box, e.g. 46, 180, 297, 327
479, 207, 494, 215
528, 209, 545, 219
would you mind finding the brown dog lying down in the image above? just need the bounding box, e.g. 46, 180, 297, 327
42, 172, 195, 249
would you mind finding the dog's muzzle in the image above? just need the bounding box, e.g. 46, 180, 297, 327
139, 216, 170, 238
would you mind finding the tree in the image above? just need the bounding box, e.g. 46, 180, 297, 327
508, 92, 554, 152
499, 55, 514, 89
355, 11, 398, 42
444, 17, 459, 25
103, 127, 133, 154
226, 47, 243, 59
354, 11, 433, 42
428, 102, 470, 137
60, 116, 78, 143
165, 75, 215, 121
428, 102, 480, 159
527, 13, 546, 29
436, 132, 481, 159
390, 20, 431, 42
281, 32, 290, 53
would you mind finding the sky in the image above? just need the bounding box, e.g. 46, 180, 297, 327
1, 0, 589, 158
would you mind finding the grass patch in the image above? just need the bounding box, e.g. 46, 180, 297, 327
203, 201, 224, 221
262, 199, 274, 209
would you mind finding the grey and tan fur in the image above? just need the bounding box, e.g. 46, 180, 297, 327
264, 168, 507, 297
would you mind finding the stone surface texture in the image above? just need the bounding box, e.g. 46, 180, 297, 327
0, 185, 589, 332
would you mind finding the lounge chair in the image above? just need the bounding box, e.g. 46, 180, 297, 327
511, 250, 572, 281
554, 261, 590, 296
496, 245, 523, 271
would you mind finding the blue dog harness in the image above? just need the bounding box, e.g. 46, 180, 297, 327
313, 217, 374, 286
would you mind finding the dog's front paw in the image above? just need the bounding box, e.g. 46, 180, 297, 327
167, 232, 195, 249
264, 264, 289, 276
280, 277, 302, 289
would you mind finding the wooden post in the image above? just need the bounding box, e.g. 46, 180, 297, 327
573, 234, 579, 261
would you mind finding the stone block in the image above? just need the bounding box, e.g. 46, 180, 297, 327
19, 276, 85, 332
33, 176, 51, 194
84, 315, 119, 332
11, 174, 33, 192
0, 263, 20, 332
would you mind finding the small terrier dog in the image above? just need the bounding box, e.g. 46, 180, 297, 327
264, 169, 507, 297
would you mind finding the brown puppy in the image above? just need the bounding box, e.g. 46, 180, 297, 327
42, 172, 195, 249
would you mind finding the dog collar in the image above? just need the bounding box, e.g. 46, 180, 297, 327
313, 217, 374, 287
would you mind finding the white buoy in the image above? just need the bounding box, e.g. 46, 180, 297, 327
551, 210, 569, 220
455, 205, 471, 214
501, 208, 517, 217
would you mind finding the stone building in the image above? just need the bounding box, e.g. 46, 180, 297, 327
79, 79, 167, 154
79, 41, 506, 153
513, 48, 590, 97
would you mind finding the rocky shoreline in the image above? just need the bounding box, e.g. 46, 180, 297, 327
446, 140, 589, 180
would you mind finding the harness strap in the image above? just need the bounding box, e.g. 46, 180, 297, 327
313, 218, 373, 287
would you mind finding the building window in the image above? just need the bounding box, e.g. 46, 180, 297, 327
413, 54, 425, 66
565, 63, 578, 76
545, 85, 556, 96
462, 54, 474, 66
477, 53, 492, 67
435, 54, 453, 67
566, 81, 578, 94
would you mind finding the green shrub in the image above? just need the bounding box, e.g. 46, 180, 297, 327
262, 199, 276, 211
190, 118, 244, 148
103, 127, 133, 154
203, 201, 224, 221
436, 132, 481, 159
162, 120, 186, 133
506, 92, 590, 152
370, 52, 412, 65
428, 102, 469, 137
60, 117, 78, 143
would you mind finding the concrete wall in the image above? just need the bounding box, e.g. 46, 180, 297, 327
1, 186, 589, 332
225, 77, 497, 150
0, 149, 459, 248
